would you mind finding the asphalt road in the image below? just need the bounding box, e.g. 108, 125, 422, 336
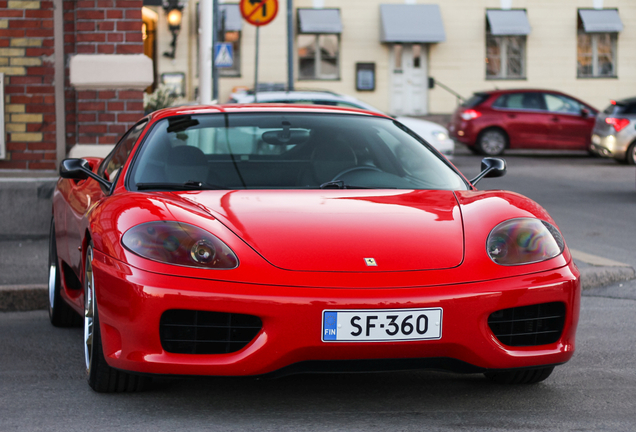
1, 291, 635, 431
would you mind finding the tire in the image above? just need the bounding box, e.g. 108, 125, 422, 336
84, 244, 149, 392
484, 366, 555, 385
476, 129, 507, 156
626, 141, 636, 165
48, 218, 82, 327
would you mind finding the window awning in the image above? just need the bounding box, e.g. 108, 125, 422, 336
579, 9, 623, 33
298, 9, 342, 34
486, 10, 531, 35
219, 4, 242, 32
380, 4, 445, 43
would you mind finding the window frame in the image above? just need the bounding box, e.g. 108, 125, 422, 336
297, 33, 341, 81
98, 120, 148, 191
576, 31, 618, 79
485, 34, 527, 80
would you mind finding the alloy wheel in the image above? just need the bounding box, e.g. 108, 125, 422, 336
479, 130, 506, 156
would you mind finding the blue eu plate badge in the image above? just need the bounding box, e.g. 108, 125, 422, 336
323, 311, 338, 341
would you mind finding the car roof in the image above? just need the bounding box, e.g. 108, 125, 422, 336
474, 89, 570, 96
229, 91, 382, 112
614, 97, 636, 105
147, 103, 391, 123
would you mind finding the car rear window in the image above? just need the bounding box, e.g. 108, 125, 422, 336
615, 103, 636, 115
461, 93, 489, 108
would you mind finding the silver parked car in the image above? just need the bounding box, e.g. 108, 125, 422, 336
228, 90, 455, 158
591, 98, 636, 164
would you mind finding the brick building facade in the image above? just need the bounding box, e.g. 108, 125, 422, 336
0, 0, 148, 170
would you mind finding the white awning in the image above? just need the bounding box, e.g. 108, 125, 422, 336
219, 4, 242, 32
579, 9, 623, 33
487, 10, 531, 35
298, 9, 342, 34
380, 4, 445, 43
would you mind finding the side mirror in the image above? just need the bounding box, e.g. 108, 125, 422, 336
580, 108, 590, 118
470, 157, 506, 186
60, 158, 112, 189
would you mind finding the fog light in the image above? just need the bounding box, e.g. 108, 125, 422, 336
458, 130, 465, 136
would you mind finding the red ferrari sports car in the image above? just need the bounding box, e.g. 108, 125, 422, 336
49, 105, 580, 392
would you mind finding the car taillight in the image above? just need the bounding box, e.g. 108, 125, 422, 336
605, 117, 630, 132
460, 109, 481, 121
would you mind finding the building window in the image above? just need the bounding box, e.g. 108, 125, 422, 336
486, 35, 525, 79
296, 8, 342, 80
298, 34, 340, 80
485, 10, 530, 80
577, 9, 622, 78
577, 33, 616, 78
218, 31, 241, 77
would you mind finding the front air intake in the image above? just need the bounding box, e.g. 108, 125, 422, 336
488, 302, 566, 347
160, 309, 262, 354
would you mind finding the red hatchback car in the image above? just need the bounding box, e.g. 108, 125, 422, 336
449, 89, 598, 155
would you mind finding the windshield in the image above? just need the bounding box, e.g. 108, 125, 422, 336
129, 113, 468, 191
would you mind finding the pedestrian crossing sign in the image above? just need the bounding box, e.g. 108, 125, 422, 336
214, 43, 234, 68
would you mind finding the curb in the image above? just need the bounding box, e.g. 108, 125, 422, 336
1, 264, 634, 312
0, 284, 48, 312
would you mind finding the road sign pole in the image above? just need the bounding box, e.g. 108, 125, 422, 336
254, 25, 260, 103
212, 0, 219, 101
287, 0, 293, 91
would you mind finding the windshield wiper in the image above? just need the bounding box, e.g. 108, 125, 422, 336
319, 181, 372, 189
136, 181, 228, 191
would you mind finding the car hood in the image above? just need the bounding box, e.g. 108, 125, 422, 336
181, 190, 464, 272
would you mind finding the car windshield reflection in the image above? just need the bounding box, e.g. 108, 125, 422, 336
129, 113, 467, 191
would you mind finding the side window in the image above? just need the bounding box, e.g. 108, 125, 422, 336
99, 121, 147, 181
544, 94, 582, 114
492, 93, 524, 109
520, 93, 546, 111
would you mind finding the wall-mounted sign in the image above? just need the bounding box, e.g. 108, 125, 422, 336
161, 72, 186, 97
356, 63, 376, 91
240, 0, 279, 26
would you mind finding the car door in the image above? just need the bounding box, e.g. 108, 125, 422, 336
491, 92, 550, 148
542, 93, 594, 150
65, 121, 147, 275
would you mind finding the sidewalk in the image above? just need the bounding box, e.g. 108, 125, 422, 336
0, 239, 633, 312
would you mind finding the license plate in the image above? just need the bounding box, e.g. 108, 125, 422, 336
322, 308, 442, 342
591, 134, 601, 145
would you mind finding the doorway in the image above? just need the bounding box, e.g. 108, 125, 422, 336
389, 44, 428, 116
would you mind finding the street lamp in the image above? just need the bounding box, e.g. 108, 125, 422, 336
163, 0, 184, 59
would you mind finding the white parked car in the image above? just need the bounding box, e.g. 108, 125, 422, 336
228, 90, 454, 158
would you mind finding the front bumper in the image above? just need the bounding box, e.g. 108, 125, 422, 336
92, 250, 580, 377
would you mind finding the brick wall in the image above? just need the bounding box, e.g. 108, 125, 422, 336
64, 0, 145, 148
0, 0, 56, 170
0, 0, 145, 170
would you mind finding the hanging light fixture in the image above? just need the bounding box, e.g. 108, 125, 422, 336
163, 0, 184, 59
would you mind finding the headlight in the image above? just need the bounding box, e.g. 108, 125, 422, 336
487, 218, 564, 266
122, 221, 239, 269
431, 130, 449, 141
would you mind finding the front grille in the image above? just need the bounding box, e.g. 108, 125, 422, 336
160, 309, 262, 354
488, 302, 566, 347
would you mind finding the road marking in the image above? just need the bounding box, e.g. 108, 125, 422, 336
570, 249, 631, 268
